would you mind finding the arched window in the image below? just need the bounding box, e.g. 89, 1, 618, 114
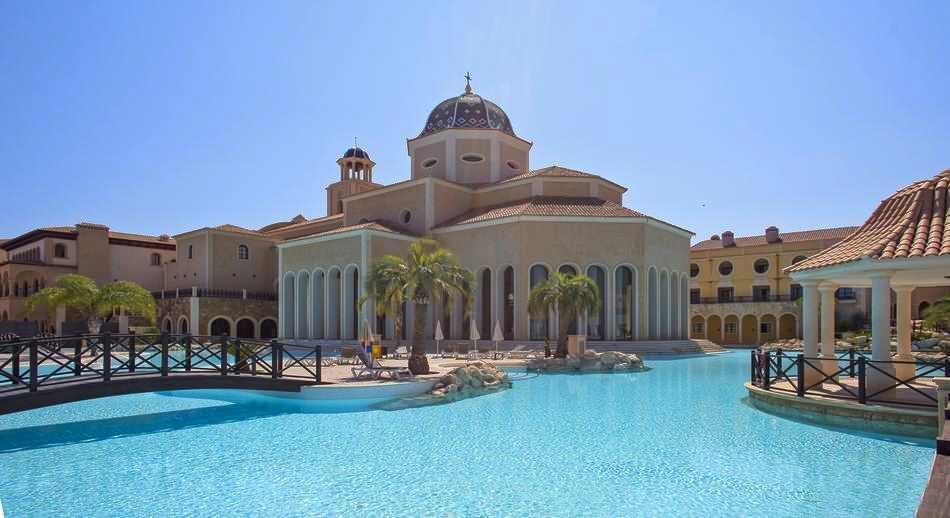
503, 267, 514, 340
529, 265, 549, 340
615, 266, 635, 340
150, 253, 161, 266
238, 245, 249, 260
188, 245, 193, 259
587, 266, 606, 340
558, 265, 578, 334
33, 279, 39, 293
54, 243, 67, 258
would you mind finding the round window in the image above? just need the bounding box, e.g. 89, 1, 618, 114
460, 153, 484, 163
718, 261, 733, 276
422, 158, 438, 169
690, 263, 699, 278
506, 160, 521, 170
400, 209, 412, 224
792, 255, 807, 264
753, 258, 769, 274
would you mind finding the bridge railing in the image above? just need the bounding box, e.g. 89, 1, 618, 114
751, 348, 950, 408
0, 333, 323, 393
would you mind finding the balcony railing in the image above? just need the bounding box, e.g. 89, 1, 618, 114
152, 289, 277, 301
693, 294, 797, 304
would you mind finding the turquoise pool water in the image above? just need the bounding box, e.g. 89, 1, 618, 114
0, 352, 934, 517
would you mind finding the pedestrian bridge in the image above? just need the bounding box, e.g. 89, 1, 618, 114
0, 334, 324, 415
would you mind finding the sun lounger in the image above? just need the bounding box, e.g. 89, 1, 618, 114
351, 350, 412, 380
339, 346, 359, 365
441, 344, 456, 358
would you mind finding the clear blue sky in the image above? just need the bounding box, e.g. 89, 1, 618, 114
2, 1, 948, 243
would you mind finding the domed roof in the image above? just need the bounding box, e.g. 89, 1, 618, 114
343, 147, 370, 160
418, 79, 515, 138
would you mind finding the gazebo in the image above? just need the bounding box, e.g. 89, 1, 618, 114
787, 169, 950, 391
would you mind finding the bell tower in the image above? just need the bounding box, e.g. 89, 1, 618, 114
326, 141, 380, 216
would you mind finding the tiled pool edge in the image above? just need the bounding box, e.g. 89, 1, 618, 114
745, 382, 936, 438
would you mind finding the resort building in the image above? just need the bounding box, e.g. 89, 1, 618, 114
688, 225, 868, 345
276, 79, 694, 347
0, 222, 176, 333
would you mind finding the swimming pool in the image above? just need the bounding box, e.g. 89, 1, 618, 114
0, 352, 934, 517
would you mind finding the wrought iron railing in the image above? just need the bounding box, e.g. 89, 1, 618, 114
151, 289, 277, 301
751, 348, 950, 408
0, 333, 322, 393
696, 295, 797, 304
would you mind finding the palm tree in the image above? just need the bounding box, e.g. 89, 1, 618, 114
923, 296, 950, 331
528, 272, 601, 358
362, 239, 473, 374
26, 274, 157, 333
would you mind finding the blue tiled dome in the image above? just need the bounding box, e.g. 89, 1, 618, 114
419, 90, 515, 138
343, 147, 370, 159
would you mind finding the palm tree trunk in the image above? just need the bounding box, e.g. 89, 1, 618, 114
556, 315, 571, 358
408, 301, 430, 374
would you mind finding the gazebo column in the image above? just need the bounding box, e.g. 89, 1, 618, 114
818, 283, 838, 381
801, 280, 823, 386
868, 272, 895, 394
893, 286, 915, 381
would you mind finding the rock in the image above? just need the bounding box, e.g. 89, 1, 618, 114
526, 351, 647, 373
426, 361, 511, 400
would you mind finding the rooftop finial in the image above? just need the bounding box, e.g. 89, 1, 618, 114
354, 136, 358, 149
464, 71, 472, 94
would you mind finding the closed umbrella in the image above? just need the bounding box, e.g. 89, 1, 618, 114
492, 320, 504, 359
434, 320, 444, 357
469, 318, 480, 360
361, 319, 375, 357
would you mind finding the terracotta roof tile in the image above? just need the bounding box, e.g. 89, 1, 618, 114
691, 226, 859, 251
212, 224, 264, 236
788, 169, 950, 272
283, 220, 415, 242
435, 196, 646, 228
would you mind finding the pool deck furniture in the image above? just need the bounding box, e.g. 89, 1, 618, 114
351, 350, 412, 381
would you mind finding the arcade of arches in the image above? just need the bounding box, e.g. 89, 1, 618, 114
690, 312, 798, 345
280, 263, 691, 342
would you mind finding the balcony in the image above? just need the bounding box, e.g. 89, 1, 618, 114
152, 288, 276, 301
693, 294, 797, 305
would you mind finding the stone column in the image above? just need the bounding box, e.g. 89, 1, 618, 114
818, 283, 838, 380
801, 280, 822, 386
894, 285, 915, 381
868, 272, 895, 394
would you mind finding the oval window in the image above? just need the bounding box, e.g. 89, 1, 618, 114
422, 158, 438, 169
689, 263, 699, 278
718, 261, 733, 276
460, 153, 484, 163
753, 258, 769, 274
400, 209, 412, 224
506, 160, 521, 170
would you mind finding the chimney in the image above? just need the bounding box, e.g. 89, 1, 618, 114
721, 231, 735, 247
765, 226, 780, 243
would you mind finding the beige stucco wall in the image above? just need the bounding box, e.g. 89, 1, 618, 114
165, 233, 209, 290
344, 184, 428, 235
412, 140, 447, 180
473, 183, 532, 208
432, 182, 474, 227
541, 180, 592, 198
455, 138, 492, 184
499, 142, 528, 181
76, 225, 111, 284
281, 236, 362, 273
108, 244, 172, 290
210, 233, 277, 292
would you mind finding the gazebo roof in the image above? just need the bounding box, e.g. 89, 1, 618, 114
788, 169, 950, 273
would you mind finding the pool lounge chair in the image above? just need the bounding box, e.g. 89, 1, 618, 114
338, 346, 359, 365
508, 345, 539, 359
477, 344, 492, 360
440, 344, 456, 359
351, 350, 412, 381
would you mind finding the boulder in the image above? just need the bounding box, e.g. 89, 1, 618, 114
526, 351, 646, 373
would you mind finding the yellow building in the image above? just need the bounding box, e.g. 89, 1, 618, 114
688, 226, 862, 345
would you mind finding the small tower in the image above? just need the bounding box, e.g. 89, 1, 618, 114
326, 143, 380, 216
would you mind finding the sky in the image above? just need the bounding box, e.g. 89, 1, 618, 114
1, 1, 948, 243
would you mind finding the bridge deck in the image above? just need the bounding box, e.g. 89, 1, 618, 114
0, 373, 318, 415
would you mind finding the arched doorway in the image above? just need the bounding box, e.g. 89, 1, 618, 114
670, 273, 680, 339
707, 315, 722, 344
327, 268, 341, 339
260, 318, 277, 339
779, 314, 797, 339
479, 268, 492, 339
648, 267, 658, 339
282, 272, 296, 337
529, 265, 549, 340
557, 265, 578, 335
179, 318, 189, 335
741, 315, 758, 345
614, 266, 636, 341
236, 318, 255, 339
502, 267, 514, 340
342, 266, 359, 340
760, 314, 777, 343
918, 301, 931, 320
163, 318, 173, 333
659, 270, 670, 339
690, 315, 705, 339
312, 271, 325, 339
210, 317, 231, 337
297, 271, 310, 338
723, 315, 739, 344
586, 265, 606, 340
